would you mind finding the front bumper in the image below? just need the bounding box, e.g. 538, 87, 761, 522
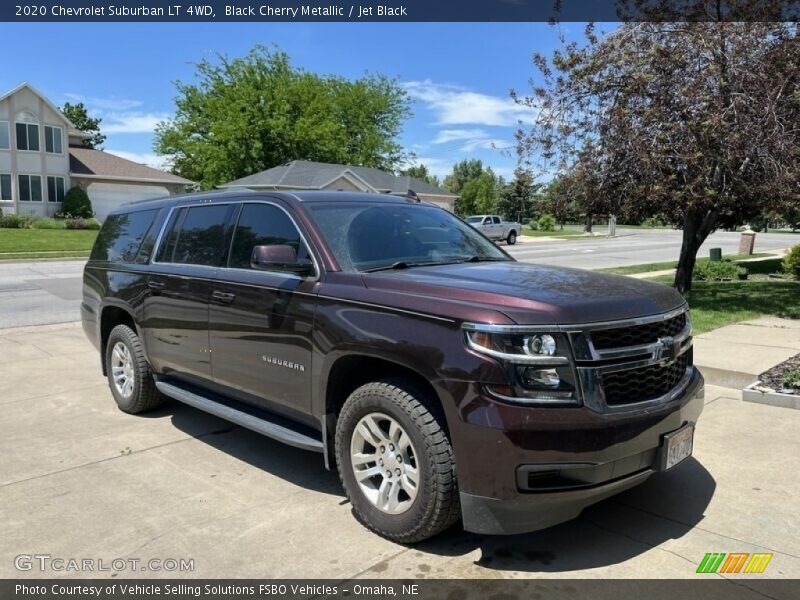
449, 368, 705, 535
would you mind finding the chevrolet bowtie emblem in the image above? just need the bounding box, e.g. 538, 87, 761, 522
653, 336, 679, 363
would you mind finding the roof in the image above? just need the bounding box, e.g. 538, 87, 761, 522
220, 160, 456, 197
69, 147, 192, 185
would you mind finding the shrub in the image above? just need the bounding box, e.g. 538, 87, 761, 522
32, 217, 67, 230
527, 218, 539, 231
642, 216, 664, 228
0, 213, 35, 229
692, 259, 739, 281
86, 218, 101, 230
61, 187, 93, 219
783, 244, 800, 280
537, 213, 556, 232
784, 368, 800, 389
65, 218, 89, 230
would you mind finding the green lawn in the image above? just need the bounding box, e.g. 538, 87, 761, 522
0, 229, 98, 259
601, 253, 772, 275
521, 227, 590, 238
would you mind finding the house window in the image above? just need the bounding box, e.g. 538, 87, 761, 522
18, 174, 42, 201
45, 126, 63, 154
47, 176, 65, 203
16, 123, 40, 152
0, 122, 9, 150
0, 174, 11, 201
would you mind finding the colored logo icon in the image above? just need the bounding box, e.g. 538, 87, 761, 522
696, 553, 773, 574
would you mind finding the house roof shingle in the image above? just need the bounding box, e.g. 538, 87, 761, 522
221, 160, 455, 197
69, 148, 192, 186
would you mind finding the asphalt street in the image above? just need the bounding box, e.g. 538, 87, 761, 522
0, 228, 796, 329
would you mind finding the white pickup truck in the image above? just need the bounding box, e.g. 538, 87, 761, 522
465, 215, 521, 245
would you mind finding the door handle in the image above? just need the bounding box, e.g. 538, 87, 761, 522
212, 291, 236, 304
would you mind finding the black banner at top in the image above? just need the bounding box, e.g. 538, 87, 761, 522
3, 0, 800, 22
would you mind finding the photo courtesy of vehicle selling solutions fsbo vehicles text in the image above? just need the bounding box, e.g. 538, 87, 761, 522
0, 2, 799, 599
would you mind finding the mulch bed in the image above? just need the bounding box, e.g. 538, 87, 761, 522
757, 352, 800, 394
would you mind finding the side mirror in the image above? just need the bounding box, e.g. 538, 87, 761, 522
251, 244, 314, 276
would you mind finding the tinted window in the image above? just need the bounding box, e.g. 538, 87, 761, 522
167, 205, 231, 266
492, 217, 501, 224
229, 203, 311, 269
91, 210, 159, 263
305, 203, 509, 272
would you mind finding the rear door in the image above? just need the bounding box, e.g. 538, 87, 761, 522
208, 201, 318, 416
143, 202, 236, 385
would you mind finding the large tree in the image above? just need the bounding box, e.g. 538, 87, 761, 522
498, 168, 538, 222
398, 164, 441, 188
514, 18, 800, 292
61, 102, 105, 149
155, 46, 411, 188
444, 159, 503, 216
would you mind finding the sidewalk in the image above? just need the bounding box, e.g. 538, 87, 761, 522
694, 316, 800, 389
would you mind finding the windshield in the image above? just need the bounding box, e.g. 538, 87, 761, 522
305, 202, 510, 273
465, 216, 482, 223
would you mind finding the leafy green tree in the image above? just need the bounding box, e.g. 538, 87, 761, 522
398, 164, 441, 188
155, 46, 411, 188
459, 171, 499, 216
514, 16, 800, 292
61, 102, 105, 149
498, 168, 537, 222
443, 159, 486, 196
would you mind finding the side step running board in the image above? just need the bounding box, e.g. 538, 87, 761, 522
156, 382, 324, 453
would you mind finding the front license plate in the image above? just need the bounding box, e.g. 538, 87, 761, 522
661, 424, 694, 470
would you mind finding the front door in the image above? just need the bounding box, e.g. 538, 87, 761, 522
142, 202, 235, 385
208, 202, 318, 416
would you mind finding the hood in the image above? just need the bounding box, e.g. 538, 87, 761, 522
362, 261, 685, 325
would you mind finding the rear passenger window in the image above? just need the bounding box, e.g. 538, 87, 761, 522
228, 203, 311, 270
492, 217, 501, 224
156, 205, 231, 266
90, 209, 158, 263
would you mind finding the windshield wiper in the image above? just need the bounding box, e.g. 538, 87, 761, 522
458, 256, 510, 263
362, 261, 437, 273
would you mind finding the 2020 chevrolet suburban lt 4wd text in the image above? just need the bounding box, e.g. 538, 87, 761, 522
82, 190, 704, 543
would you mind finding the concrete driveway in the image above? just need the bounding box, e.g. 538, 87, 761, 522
1, 323, 798, 580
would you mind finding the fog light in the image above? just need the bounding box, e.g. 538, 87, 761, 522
522, 367, 560, 388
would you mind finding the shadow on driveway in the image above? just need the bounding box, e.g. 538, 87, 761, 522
159, 400, 715, 574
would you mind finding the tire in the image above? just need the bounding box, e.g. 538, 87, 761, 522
335, 379, 460, 543
506, 230, 517, 245
105, 324, 163, 414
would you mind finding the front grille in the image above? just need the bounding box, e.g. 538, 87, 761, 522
601, 351, 690, 406
591, 312, 687, 350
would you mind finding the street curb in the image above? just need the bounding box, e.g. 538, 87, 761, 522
742, 382, 800, 410
696, 366, 758, 390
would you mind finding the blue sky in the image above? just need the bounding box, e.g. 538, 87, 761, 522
0, 22, 589, 181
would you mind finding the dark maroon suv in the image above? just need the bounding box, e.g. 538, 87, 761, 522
82, 190, 703, 542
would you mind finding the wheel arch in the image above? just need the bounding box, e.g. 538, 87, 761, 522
99, 303, 139, 376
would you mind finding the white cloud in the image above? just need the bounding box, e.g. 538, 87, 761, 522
432, 129, 490, 144
64, 93, 143, 112
102, 113, 169, 134
105, 150, 167, 170
404, 80, 534, 127
460, 138, 509, 153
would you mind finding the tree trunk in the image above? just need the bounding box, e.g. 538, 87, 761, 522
584, 214, 593, 233
673, 207, 719, 294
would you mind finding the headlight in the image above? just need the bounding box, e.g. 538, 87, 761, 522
463, 324, 580, 405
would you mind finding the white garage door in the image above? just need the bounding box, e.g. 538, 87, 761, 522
87, 183, 169, 221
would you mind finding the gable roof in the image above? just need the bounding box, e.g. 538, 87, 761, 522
0, 82, 81, 131
69, 147, 192, 186
221, 160, 456, 197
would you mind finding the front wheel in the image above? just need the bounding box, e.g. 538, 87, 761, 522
335, 380, 459, 543
507, 230, 517, 245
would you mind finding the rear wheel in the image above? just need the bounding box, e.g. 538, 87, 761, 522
335, 379, 459, 543
507, 230, 517, 245
105, 324, 163, 414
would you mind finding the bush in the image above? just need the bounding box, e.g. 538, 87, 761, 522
642, 216, 665, 228
784, 368, 800, 389
693, 259, 739, 281
32, 217, 67, 230
537, 213, 556, 232
61, 187, 93, 219
86, 218, 101, 230
783, 244, 800, 280
65, 218, 89, 230
527, 218, 539, 230
0, 213, 36, 229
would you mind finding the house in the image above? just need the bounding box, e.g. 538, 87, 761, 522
220, 160, 458, 212
0, 83, 191, 221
